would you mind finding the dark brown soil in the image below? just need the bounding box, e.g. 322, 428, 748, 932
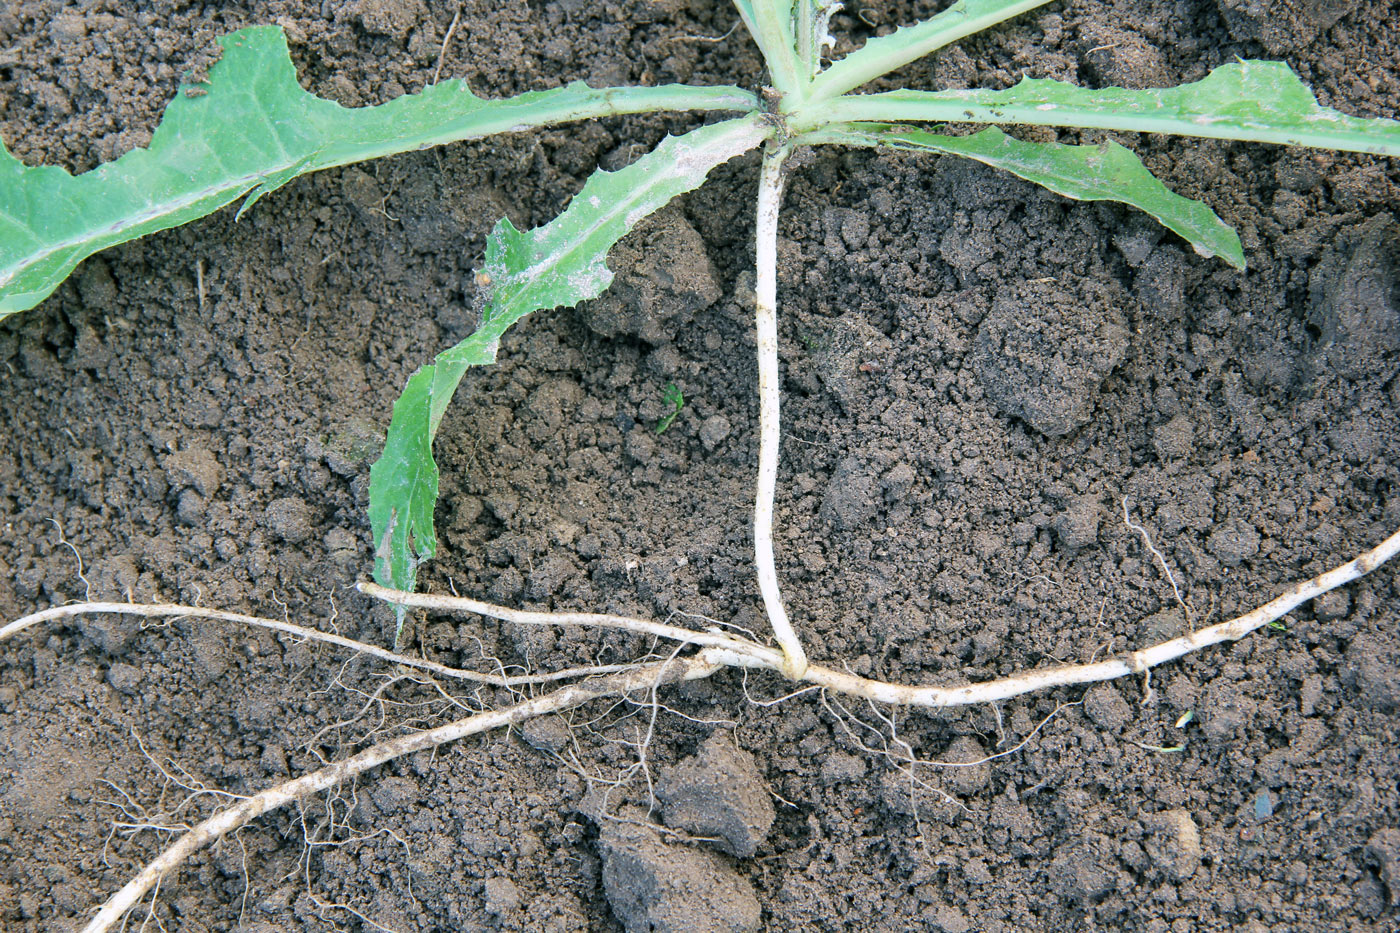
3, 1, 1399, 930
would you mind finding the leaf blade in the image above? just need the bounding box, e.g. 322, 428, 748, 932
805, 122, 1244, 267
0, 25, 759, 318
368, 115, 769, 593
807, 60, 1400, 157
806, 0, 1058, 103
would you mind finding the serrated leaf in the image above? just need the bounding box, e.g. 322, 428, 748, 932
368, 115, 769, 595
810, 60, 1400, 157
807, 123, 1244, 267
0, 25, 758, 318
807, 0, 1058, 101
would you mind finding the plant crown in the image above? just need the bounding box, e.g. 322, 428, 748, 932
0, 1, 1396, 623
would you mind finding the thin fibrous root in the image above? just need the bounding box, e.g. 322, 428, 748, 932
77, 656, 721, 933
368, 525, 1400, 708
0, 601, 641, 687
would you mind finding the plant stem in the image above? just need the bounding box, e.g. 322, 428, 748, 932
754, 144, 809, 680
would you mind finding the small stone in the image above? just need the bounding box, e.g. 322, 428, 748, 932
1141, 810, 1202, 882
1049, 835, 1115, 903
1206, 520, 1260, 566
698, 415, 732, 451
1084, 683, 1133, 732
353, 0, 426, 38
579, 210, 722, 344
518, 714, 572, 753
483, 877, 521, 916
50, 14, 88, 42
1365, 827, 1400, 906
106, 663, 142, 695
658, 733, 774, 857
263, 497, 314, 544
882, 462, 917, 503
932, 905, 971, 933
1306, 214, 1400, 382
1313, 589, 1350, 621
939, 736, 991, 796
973, 278, 1128, 436
1153, 415, 1195, 461
598, 815, 760, 933
324, 420, 382, 476
819, 751, 866, 786
176, 489, 207, 525
1080, 26, 1172, 88
323, 527, 360, 564
1052, 496, 1100, 552
625, 429, 657, 465
1216, 0, 1361, 53
1345, 635, 1400, 710
810, 313, 893, 411
163, 447, 224, 497
1200, 680, 1256, 746
820, 456, 876, 530
340, 168, 384, 225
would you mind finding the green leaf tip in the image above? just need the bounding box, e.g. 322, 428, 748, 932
807, 123, 1245, 268
368, 116, 770, 594
0, 25, 759, 319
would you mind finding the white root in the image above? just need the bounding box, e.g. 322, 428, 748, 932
355, 581, 771, 659
10, 524, 1396, 715
367, 524, 1400, 707
77, 656, 721, 933
4, 525, 1395, 926
0, 601, 641, 687
753, 143, 810, 681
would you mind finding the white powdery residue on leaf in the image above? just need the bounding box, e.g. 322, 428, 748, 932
566, 265, 612, 300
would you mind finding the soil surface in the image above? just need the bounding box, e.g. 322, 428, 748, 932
3, 0, 1399, 930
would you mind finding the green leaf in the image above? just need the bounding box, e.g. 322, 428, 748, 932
733, 0, 803, 96
804, 0, 1058, 104
368, 115, 769, 595
0, 25, 759, 318
802, 60, 1400, 157
656, 382, 685, 434
805, 123, 1244, 267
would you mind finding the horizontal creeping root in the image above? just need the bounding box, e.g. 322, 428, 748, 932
362, 521, 1400, 706
2, 525, 1395, 929
0, 601, 643, 687
73, 657, 723, 933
